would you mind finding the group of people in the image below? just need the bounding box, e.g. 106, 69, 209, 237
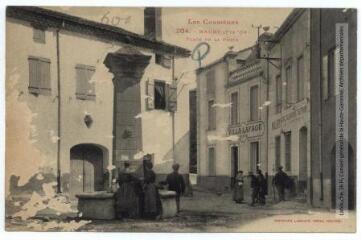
232, 166, 292, 206
114, 155, 185, 220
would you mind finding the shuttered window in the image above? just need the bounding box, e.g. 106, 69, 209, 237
230, 92, 238, 125
285, 65, 292, 105
33, 26, 45, 43
250, 85, 259, 121
275, 75, 282, 113
297, 55, 305, 101
208, 147, 216, 176
154, 81, 166, 109
75, 64, 96, 100
28, 57, 51, 95
146, 80, 177, 112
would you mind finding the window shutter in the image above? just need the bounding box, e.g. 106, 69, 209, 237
28, 58, 40, 90
33, 27, 45, 43
322, 55, 328, 100
40, 60, 51, 93
167, 82, 177, 112
250, 86, 259, 121
28, 58, 43, 95
146, 79, 155, 110
76, 66, 87, 98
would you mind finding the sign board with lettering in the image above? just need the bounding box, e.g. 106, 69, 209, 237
228, 120, 265, 142
272, 105, 308, 130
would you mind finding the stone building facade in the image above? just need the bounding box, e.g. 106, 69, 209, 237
6, 7, 191, 198
267, 9, 311, 199
196, 47, 269, 192
195, 8, 356, 210
309, 8, 357, 209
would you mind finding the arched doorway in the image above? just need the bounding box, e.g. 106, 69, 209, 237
70, 144, 105, 199
331, 143, 355, 210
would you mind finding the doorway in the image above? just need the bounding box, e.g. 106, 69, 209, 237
70, 144, 104, 199
299, 127, 308, 194
231, 146, 238, 188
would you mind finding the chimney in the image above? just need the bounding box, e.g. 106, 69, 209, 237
144, 7, 162, 41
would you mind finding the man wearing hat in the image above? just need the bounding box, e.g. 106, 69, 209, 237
165, 163, 185, 213
272, 166, 288, 201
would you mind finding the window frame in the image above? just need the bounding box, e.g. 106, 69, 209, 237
28, 56, 51, 95
230, 90, 239, 125
249, 85, 259, 121
285, 64, 293, 106
154, 80, 167, 110
296, 54, 305, 102
250, 141, 260, 172
32, 25, 46, 44
75, 64, 96, 101
275, 74, 282, 114
284, 131, 292, 172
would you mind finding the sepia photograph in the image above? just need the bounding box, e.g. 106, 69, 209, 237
3, 3, 358, 234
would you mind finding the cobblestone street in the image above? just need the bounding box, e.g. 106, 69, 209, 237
6, 188, 356, 232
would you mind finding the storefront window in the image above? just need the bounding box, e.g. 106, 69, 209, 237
284, 132, 292, 171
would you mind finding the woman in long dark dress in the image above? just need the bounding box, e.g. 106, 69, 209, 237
142, 161, 161, 219
115, 162, 142, 219
233, 171, 244, 203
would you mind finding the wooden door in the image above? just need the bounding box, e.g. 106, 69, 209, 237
299, 127, 307, 193
70, 145, 103, 199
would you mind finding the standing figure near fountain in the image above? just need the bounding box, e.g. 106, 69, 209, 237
142, 155, 161, 219
114, 162, 142, 219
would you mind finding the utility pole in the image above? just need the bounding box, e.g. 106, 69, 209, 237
252, 24, 262, 42
56, 28, 62, 194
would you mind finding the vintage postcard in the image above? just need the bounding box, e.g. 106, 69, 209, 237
4, 6, 357, 232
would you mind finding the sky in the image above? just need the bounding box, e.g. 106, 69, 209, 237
46, 7, 292, 68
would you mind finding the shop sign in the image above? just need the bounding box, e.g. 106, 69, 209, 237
228, 120, 265, 142
272, 105, 307, 130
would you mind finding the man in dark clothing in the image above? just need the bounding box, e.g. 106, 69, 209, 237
248, 171, 259, 206
257, 169, 267, 205
272, 166, 288, 201
165, 163, 185, 213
